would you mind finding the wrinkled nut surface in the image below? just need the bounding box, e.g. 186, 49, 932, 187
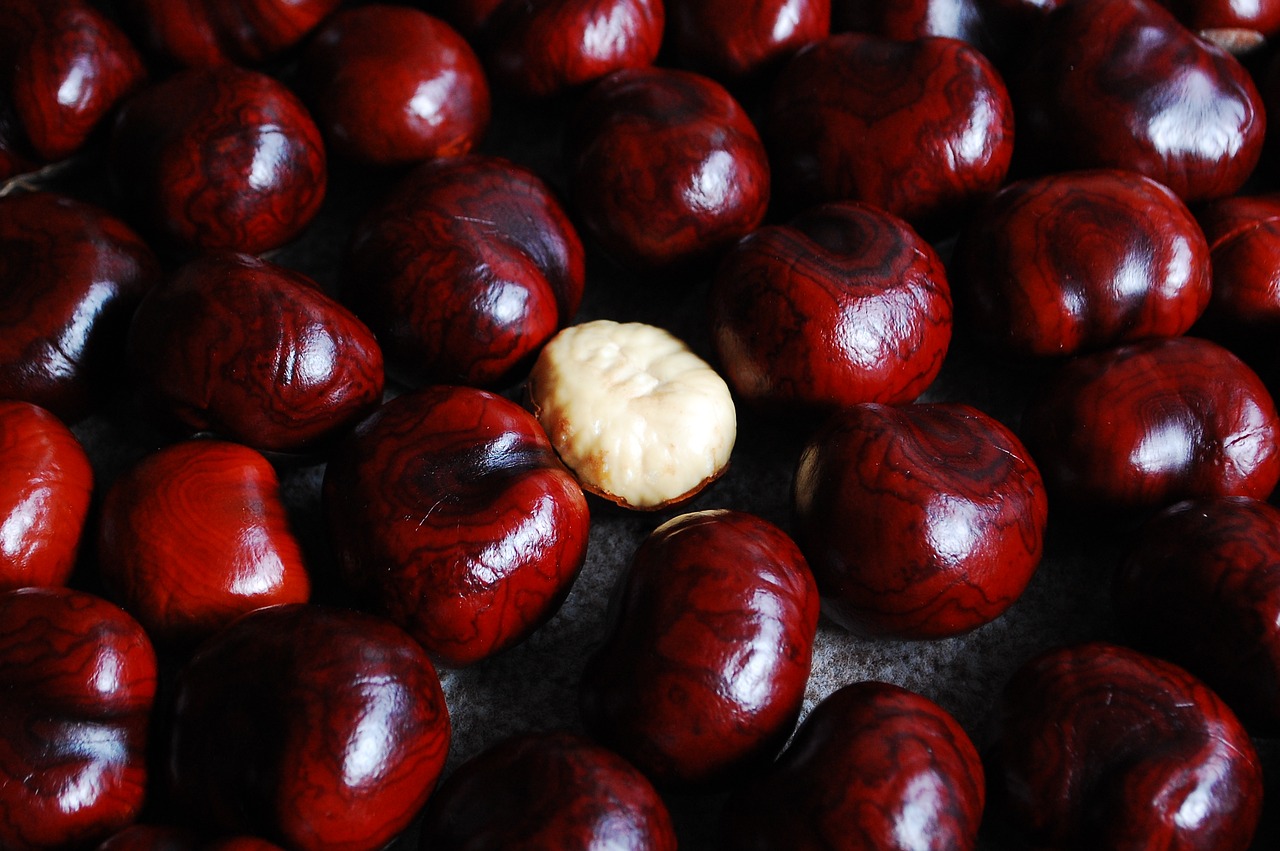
530, 320, 736, 510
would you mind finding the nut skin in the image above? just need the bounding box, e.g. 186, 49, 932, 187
118, 0, 343, 67
1023, 337, 1280, 513
833, 0, 992, 49
0, 192, 159, 422
298, 6, 490, 167
0, 587, 157, 851
0, 401, 92, 592
710, 201, 952, 414
580, 510, 820, 787
97, 439, 311, 644
762, 32, 1013, 230
343, 155, 583, 388
794, 403, 1047, 640
0, 0, 145, 176
323, 386, 590, 668
1115, 497, 1280, 728
167, 604, 450, 851
666, 0, 831, 82
109, 66, 327, 254
127, 252, 384, 454
1156, 0, 1280, 42
98, 826, 284, 851
952, 169, 1212, 357
418, 731, 677, 850
720, 682, 985, 851
568, 67, 770, 269
988, 642, 1263, 851
1014, 0, 1264, 202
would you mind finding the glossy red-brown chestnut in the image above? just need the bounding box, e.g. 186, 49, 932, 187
298, 6, 489, 167
1023, 337, 1280, 512
988, 642, 1262, 850
343, 155, 583, 388
0, 0, 144, 177
324, 385, 589, 668
1157, 0, 1280, 51
418, 731, 677, 850
721, 681, 984, 850
98, 826, 284, 851
0, 587, 156, 851
1115, 497, 1280, 728
168, 604, 450, 851
580, 510, 819, 787
127, 252, 384, 454
109, 66, 326, 254
0, 401, 91, 592
97, 439, 310, 644
833, 0, 989, 45
568, 67, 769, 269
118, 0, 343, 67
952, 169, 1212, 357
666, 0, 830, 82
1015, 0, 1263, 202
710, 201, 952, 414
794, 402, 1047, 639
0, 191, 159, 421
477, 0, 664, 97
762, 32, 1013, 230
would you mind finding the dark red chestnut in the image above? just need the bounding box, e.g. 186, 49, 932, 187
323, 385, 590, 668
666, 0, 830, 82
580, 509, 819, 786
109, 66, 327, 254
119, 0, 343, 67
710, 201, 952, 414
298, 6, 490, 167
721, 681, 984, 851
0, 400, 91, 592
343, 155, 583, 388
0, 191, 159, 421
1116, 497, 1280, 728
988, 642, 1262, 850
569, 67, 769, 269
168, 604, 450, 851
793, 402, 1047, 639
833, 0, 990, 46
953, 169, 1212, 357
0, 0, 145, 176
762, 32, 1013, 229
1015, 0, 1264, 202
1023, 337, 1280, 512
127, 252, 384, 454
1156, 0, 1280, 52
0, 587, 156, 850
418, 731, 677, 850
97, 439, 311, 643
99, 826, 284, 851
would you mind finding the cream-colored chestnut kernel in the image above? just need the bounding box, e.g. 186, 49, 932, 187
529, 320, 736, 510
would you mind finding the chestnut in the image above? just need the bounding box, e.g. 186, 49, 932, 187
298, 6, 490, 167
568, 67, 770, 269
98, 826, 283, 851
580, 510, 819, 786
720, 681, 984, 851
952, 169, 1212, 357
1015, 0, 1264, 202
833, 0, 991, 49
0, 191, 159, 421
127, 252, 384, 454
988, 642, 1262, 850
109, 66, 327, 254
710, 201, 952, 414
323, 385, 590, 668
1115, 496, 1280, 728
0, 400, 92, 592
1023, 336, 1280, 512
118, 0, 343, 67
762, 32, 1013, 230
167, 604, 450, 851
97, 439, 311, 644
0, 587, 156, 850
794, 402, 1047, 639
1155, 0, 1280, 52
343, 155, 583, 388
665, 0, 831, 82
418, 731, 676, 849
